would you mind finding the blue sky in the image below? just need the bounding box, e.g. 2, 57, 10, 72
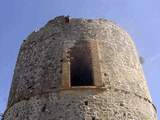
0, 0, 159, 118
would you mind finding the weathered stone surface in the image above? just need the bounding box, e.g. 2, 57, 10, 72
4, 16, 157, 120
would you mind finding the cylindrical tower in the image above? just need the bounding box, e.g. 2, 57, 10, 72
4, 16, 157, 120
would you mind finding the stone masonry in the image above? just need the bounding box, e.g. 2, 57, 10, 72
4, 16, 157, 120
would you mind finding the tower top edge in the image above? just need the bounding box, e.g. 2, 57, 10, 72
46, 15, 117, 26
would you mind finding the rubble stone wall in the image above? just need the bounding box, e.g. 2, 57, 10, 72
4, 16, 157, 120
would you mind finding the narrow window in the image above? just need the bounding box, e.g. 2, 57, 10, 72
70, 41, 94, 86
61, 40, 103, 89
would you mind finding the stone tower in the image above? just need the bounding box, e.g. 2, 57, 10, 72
4, 16, 157, 120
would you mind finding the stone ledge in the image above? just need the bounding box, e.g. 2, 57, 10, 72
60, 86, 107, 90
4, 85, 157, 119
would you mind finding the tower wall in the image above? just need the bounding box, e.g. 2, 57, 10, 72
4, 16, 157, 120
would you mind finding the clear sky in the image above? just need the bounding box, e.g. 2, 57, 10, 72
0, 0, 159, 119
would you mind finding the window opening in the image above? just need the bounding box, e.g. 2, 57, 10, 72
70, 41, 94, 86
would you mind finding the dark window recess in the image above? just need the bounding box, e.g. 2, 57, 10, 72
70, 41, 94, 86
